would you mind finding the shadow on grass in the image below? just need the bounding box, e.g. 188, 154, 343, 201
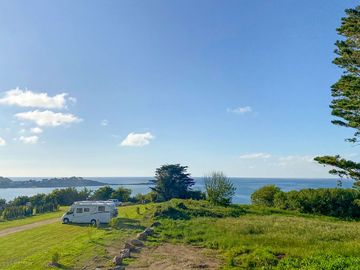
48, 263, 72, 270
63, 218, 145, 231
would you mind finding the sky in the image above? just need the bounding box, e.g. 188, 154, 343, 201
0, 0, 359, 178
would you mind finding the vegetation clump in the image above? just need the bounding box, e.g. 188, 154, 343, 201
251, 185, 281, 207
251, 186, 360, 218
205, 171, 236, 206
150, 164, 199, 201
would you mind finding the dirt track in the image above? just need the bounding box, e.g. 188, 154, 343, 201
126, 243, 220, 270
0, 218, 59, 238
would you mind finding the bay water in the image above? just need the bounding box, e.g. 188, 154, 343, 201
0, 177, 352, 204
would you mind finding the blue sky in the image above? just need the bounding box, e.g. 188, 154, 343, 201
0, 0, 358, 177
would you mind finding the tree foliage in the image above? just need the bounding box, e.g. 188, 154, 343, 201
91, 186, 114, 200
51, 187, 91, 206
251, 185, 281, 207
150, 164, 195, 201
204, 171, 236, 206
315, 6, 360, 185
111, 187, 132, 202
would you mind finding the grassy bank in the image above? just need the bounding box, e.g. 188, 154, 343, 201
2, 200, 360, 269
139, 200, 360, 269
0, 206, 145, 270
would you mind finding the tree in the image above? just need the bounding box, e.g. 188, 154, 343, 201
111, 187, 131, 202
91, 186, 114, 200
51, 187, 91, 206
315, 6, 360, 186
204, 172, 236, 206
150, 164, 195, 201
251, 185, 281, 207
0, 198, 6, 210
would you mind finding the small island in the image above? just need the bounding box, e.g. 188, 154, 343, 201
0, 176, 107, 188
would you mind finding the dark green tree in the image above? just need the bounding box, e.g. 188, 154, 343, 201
151, 164, 195, 201
91, 186, 114, 200
315, 6, 360, 186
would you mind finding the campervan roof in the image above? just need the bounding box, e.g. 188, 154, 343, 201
73, 201, 116, 206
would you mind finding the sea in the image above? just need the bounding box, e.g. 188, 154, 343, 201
0, 177, 353, 204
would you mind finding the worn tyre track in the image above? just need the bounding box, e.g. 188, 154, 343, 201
0, 218, 59, 238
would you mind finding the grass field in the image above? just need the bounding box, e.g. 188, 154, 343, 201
0, 206, 144, 270
147, 200, 360, 269
2, 200, 360, 269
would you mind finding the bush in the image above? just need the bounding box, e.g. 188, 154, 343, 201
51, 251, 60, 266
51, 187, 91, 206
185, 190, 206, 200
1, 205, 33, 220
252, 186, 360, 218
111, 187, 131, 202
91, 186, 114, 200
204, 172, 236, 206
152, 199, 245, 220
251, 185, 281, 207
277, 254, 360, 269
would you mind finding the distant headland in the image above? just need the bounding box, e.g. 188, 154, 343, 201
0, 176, 107, 188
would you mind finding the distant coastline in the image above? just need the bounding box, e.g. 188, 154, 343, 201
0, 176, 108, 189
0, 176, 154, 189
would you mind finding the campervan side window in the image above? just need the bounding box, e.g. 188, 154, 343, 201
98, 206, 105, 212
76, 208, 83, 213
84, 208, 90, 212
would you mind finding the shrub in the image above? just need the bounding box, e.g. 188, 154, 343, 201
251, 185, 281, 207
51, 252, 60, 266
185, 190, 206, 200
51, 187, 91, 206
1, 205, 33, 220
227, 247, 279, 269
91, 186, 114, 200
152, 199, 245, 220
252, 186, 360, 218
204, 172, 236, 206
111, 187, 131, 202
277, 254, 360, 269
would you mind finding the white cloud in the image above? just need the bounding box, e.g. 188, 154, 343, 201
19, 135, 38, 144
0, 88, 68, 109
228, 106, 252, 114
101, 119, 109, 126
15, 110, 82, 127
0, 137, 6, 146
277, 155, 314, 166
239, 152, 272, 159
120, 132, 154, 147
30, 127, 43, 134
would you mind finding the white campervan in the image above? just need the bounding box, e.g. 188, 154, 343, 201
62, 201, 118, 225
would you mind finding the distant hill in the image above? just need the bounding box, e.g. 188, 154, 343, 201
0, 177, 107, 188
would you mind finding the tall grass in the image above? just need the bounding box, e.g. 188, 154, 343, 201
151, 199, 360, 269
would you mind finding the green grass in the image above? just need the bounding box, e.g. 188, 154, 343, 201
3, 200, 360, 269
147, 199, 360, 269
0, 207, 66, 231
0, 205, 145, 270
